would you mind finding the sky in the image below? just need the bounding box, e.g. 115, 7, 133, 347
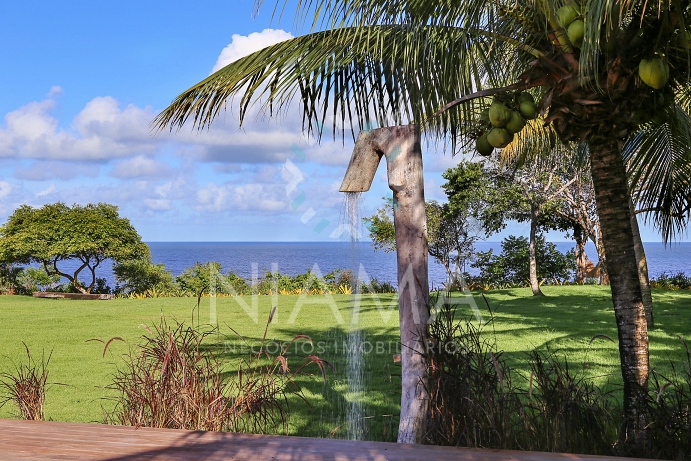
0, 1, 676, 243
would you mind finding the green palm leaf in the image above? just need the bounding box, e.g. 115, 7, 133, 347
624, 105, 691, 242
154, 18, 544, 141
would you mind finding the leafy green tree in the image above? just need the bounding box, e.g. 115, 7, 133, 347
471, 235, 576, 286
442, 159, 574, 296
0, 203, 148, 294
365, 199, 479, 284
113, 258, 175, 295
154, 0, 691, 444
176, 262, 224, 298
363, 200, 397, 253
442, 161, 526, 236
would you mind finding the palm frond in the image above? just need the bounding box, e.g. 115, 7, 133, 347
623, 105, 691, 242
500, 117, 560, 167
154, 24, 534, 143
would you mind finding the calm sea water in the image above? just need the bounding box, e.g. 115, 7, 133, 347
59, 241, 691, 289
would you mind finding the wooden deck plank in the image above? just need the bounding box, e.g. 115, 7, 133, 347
0, 419, 652, 461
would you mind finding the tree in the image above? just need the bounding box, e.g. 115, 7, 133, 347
442, 159, 573, 296
471, 234, 576, 286
0, 203, 148, 294
154, 0, 691, 445
113, 257, 175, 295
365, 199, 480, 286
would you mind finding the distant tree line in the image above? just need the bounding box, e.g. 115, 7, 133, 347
0, 202, 396, 297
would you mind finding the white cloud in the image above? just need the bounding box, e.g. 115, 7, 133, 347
35, 184, 56, 197
196, 182, 286, 213
0, 181, 13, 199
0, 93, 157, 161
211, 29, 293, 73
14, 161, 101, 181
143, 198, 172, 211
110, 156, 173, 178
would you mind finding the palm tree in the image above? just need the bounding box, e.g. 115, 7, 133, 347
155, 0, 691, 447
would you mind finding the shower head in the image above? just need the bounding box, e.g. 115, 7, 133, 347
339, 130, 384, 192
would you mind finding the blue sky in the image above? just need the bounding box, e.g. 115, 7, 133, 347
0, 1, 675, 242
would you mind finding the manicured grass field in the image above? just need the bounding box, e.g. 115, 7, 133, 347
0, 286, 689, 442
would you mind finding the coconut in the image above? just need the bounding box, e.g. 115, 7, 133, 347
489, 102, 511, 127
519, 101, 538, 119
505, 111, 526, 134
568, 20, 585, 48
480, 108, 490, 122
639, 57, 670, 90
487, 128, 513, 148
557, 5, 578, 28
517, 92, 535, 104
476, 134, 494, 156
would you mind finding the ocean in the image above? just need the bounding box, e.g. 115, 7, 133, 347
52, 241, 691, 290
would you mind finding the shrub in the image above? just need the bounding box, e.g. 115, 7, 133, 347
426, 301, 524, 449
650, 272, 691, 290
0, 263, 22, 294
426, 301, 691, 458
114, 258, 175, 295
643, 339, 691, 460
16, 267, 61, 293
426, 300, 616, 455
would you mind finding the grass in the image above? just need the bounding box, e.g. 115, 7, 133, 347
0, 286, 689, 442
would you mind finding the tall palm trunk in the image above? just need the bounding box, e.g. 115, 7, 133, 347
629, 198, 654, 328
588, 137, 649, 448
529, 205, 544, 296
593, 227, 610, 285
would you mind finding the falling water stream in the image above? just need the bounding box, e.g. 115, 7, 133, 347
343, 192, 365, 440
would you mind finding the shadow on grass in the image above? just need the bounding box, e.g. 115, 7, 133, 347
449, 286, 691, 391
202, 297, 403, 442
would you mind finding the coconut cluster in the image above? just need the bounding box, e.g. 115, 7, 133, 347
557, 4, 585, 49
475, 92, 538, 156
558, 2, 672, 92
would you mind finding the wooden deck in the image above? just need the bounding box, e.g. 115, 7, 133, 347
0, 419, 650, 461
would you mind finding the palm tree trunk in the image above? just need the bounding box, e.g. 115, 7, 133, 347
529, 205, 544, 296
629, 198, 654, 328
588, 137, 649, 449
594, 228, 610, 285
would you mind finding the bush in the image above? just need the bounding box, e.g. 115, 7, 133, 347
16, 267, 61, 293
470, 234, 575, 287
426, 301, 616, 454
650, 272, 691, 290
426, 301, 691, 459
114, 258, 175, 295
643, 339, 691, 460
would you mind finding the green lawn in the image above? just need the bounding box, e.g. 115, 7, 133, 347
0, 286, 689, 442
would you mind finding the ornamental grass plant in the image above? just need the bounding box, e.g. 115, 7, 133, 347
103, 309, 331, 434
0, 344, 52, 421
